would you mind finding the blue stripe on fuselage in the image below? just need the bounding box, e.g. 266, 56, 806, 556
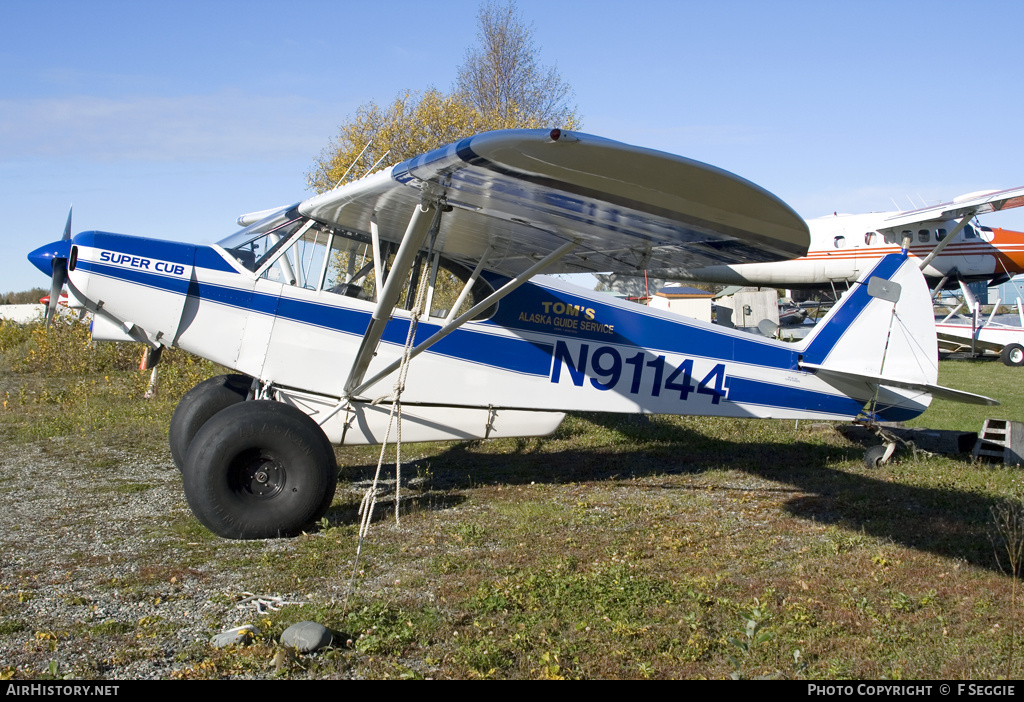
272, 295, 554, 377
725, 376, 863, 418
724, 375, 923, 422
76, 259, 193, 296
78, 235, 556, 378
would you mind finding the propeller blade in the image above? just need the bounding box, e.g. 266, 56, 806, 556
45, 258, 67, 328
44, 208, 72, 328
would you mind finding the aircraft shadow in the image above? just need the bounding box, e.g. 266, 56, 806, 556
336, 413, 1006, 574
324, 489, 467, 528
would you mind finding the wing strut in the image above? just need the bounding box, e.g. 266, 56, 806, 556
343, 201, 441, 397
345, 238, 579, 401
917, 211, 976, 272
444, 245, 493, 325
370, 214, 385, 301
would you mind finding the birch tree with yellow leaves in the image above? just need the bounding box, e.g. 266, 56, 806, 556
307, 1, 580, 194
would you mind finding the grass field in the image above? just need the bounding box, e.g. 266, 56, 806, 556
917, 357, 1024, 432
2, 321, 1024, 679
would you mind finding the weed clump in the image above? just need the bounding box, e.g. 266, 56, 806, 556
0, 319, 222, 445
991, 498, 1024, 678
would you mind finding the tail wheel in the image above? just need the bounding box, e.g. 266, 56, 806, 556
182, 401, 337, 540
1001, 343, 1024, 367
169, 374, 251, 471
864, 444, 890, 469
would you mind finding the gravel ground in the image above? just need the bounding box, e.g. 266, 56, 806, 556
0, 436, 305, 679
0, 428, 789, 680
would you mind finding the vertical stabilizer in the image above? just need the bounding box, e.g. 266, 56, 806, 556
802, 253, 939, 386
798, 254, 944, 419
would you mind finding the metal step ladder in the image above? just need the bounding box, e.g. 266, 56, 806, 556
973, 419, 1024, 466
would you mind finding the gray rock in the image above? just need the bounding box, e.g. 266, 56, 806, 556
281, 621, 333, 652
210, 624, 258, 648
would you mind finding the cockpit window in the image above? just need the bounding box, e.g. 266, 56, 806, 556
216, 213, 497, 320
425, 257, 497, 321
321, 230, 378, 299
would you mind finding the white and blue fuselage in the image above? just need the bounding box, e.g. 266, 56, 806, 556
55, 229, 934, 446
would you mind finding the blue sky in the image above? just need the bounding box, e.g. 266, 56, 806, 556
3, 0, 1023, 293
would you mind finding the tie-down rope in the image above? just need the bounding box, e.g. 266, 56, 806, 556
349, 257, 432, 587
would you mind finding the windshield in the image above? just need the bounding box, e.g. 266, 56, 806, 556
216, 204, 305, 272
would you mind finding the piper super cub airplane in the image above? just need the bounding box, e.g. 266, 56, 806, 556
606, 186, 1024, 293
27, 129, 996, 540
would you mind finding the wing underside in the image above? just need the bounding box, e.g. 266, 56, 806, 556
297, 129, 810, 277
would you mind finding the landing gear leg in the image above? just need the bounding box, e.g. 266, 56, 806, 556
856, 419, 930, 469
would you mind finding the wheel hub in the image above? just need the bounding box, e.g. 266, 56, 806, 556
230, 449, 286, 499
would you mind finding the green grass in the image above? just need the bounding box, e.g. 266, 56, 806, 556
919, 357, 1024, 431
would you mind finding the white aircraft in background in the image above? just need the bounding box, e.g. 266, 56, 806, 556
614, 187, 1024, 294
27, 129, 994, 540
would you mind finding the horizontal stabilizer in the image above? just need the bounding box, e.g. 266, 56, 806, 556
800, 362, 998, 406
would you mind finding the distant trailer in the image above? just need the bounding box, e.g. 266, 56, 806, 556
649, 284, 715, 322
0, 304, 44, 323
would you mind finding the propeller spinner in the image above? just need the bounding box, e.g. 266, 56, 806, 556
27, 208, 73, 327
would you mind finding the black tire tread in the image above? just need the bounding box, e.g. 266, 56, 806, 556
182, 401, 337, 540
169, 374, 250, 470
1001, 343, 1024, 367
864, 444, 887, 469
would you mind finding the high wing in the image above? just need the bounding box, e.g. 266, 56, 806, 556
295, 129, 809, 276
879, 186, 1024, 232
